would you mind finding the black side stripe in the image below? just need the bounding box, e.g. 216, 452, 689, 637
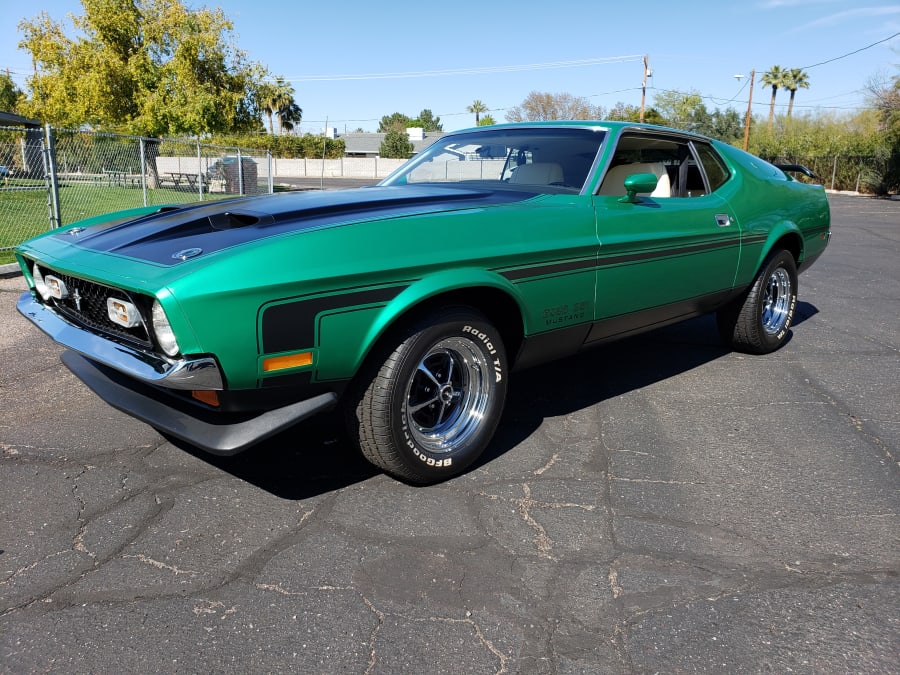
499, 258, 596, 281
597, 238, 738, 266
262, 285, 406, 353
499, 238, 740, 282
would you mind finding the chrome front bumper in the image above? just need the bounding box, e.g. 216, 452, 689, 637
17, 291, 224, 391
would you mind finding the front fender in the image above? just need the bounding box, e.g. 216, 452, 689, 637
314, 268, 524, 382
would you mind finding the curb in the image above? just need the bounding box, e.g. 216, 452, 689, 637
1, 262, 21, 279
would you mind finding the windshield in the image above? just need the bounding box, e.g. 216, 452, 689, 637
379, 127, 606, 194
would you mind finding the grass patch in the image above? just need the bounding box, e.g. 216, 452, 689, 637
1, 181, 252, 263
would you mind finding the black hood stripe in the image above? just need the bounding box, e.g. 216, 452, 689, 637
55, 186, 533, 266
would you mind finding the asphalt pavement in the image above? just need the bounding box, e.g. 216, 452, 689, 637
0, 193, 897, 672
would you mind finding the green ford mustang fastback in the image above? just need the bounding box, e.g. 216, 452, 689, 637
16, 122, 830, 483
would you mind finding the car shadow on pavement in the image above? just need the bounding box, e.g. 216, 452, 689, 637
173, 305, 819, 499
478, 303, 818, 472
172, 413, 380, 499
793, 300, 819, 325
480, 314, 731, 468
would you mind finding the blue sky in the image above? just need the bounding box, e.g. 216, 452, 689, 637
2, 0, 898, 133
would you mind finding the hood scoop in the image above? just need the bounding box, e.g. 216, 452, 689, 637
208, 211, 272, 230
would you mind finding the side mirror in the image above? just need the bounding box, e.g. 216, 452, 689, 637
619, 173, 659, 203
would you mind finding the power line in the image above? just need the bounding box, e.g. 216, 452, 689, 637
800, 31, 900, 70
282, 55, 643, 83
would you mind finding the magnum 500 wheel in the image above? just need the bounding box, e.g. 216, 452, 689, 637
718, 248, 798, 354
348, 307, 508, 484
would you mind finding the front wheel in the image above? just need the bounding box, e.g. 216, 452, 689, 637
717, 248, 798, 354
347, 307, 508, 484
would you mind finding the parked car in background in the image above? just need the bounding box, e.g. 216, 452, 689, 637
15, 122, 830, 483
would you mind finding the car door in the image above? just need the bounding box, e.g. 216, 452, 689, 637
588, 133, 741, 341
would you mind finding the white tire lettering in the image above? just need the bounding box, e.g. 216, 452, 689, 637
462, 324, 498, 356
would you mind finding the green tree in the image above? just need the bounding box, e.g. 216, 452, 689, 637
0, 72, 23, 112
408, 109, 442, 132
653, 90, 706, 128
505, 91, 603, 122
467, 99, 488, 125
650, 90, 741, 141
606, 101, 663, 124
259, 76, 302, 135
704, 108, 744, 143
278, 102, 303, 134
866, 69, 900, 192
784, 68, 810, 119
762, 65, 788, 128
477, 114, 496, 126
606, 101, 642, 121
207, 131, 344, 158
17, 0, 265, 136
378, 112, 411, 133
379, 128, 414, 158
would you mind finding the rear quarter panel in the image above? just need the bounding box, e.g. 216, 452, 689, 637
715, 143, 830, 285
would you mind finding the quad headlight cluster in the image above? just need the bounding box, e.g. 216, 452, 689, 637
32, 262, 181, 357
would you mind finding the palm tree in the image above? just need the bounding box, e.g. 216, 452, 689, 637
278, 102, 303, 135
761, 65, 787, 128
467, 99, 488, 125
257, 83, 278, 135
784, 68, 810, 119
260, 77, 299, 135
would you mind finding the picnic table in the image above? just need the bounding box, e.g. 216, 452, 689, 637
103, 170, 141, 187
164, 172, 207, 190
103, 169, 127, 186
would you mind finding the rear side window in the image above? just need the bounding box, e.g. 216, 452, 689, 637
694, 143, 730, 192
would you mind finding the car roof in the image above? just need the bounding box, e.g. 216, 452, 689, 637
444, 120, 715, 142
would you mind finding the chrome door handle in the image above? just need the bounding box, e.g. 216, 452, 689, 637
715, 214, 732, 227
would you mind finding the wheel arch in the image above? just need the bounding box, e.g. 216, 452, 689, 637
755, 223, 803, 272
346, 271, 526, 383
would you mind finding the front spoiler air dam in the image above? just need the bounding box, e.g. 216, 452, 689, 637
17, 291, 223, 391
61, 351, 337, 455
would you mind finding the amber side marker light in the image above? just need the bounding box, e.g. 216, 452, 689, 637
192, 390, 220, 407
263, 352, 314, 372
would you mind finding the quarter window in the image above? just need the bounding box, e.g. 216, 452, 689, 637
694, 143, 730, 192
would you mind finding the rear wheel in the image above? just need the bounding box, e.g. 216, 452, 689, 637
347, 307, 508, 484
718, 248, 798, 354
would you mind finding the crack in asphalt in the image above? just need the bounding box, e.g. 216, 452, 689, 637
1, 197, 898, 671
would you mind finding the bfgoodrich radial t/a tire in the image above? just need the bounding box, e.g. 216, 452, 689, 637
718, 248, 798, 354
348, 307, 508, 484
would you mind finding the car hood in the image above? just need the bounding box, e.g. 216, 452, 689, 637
44, 185, 531, 266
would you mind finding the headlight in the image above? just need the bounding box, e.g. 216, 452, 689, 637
32, 264, 51, 301
152, 300, 180, 356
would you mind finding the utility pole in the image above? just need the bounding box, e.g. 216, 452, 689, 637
742, 69, 755, 151
640, 55, 651, 123
321, 116, 328, 190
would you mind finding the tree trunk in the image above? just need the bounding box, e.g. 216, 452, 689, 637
768, 87, 777, 127
145, 138, 161, 189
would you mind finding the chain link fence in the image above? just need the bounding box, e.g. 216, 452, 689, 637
1, 125, 272, 261
0, 126, 48, 256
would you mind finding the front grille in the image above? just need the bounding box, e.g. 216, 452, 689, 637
36, 264, 154, 348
